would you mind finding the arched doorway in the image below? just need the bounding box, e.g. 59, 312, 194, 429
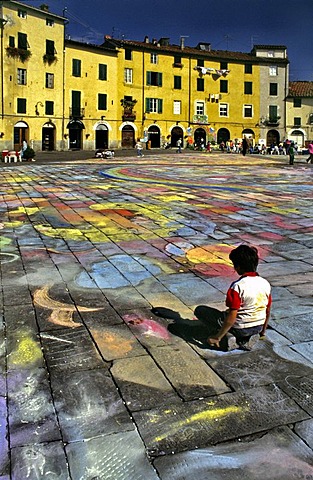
267, 129, 279, 146
96, 123, 109, 149
14, 121, 29, 151
121, 125, 135, 148
171, 126, 183, 147
242, 129, 255, 146
217, 128, 230, 144
42, 122, 55, 151
289, 129, 304, 148
194, 128, 206, 147
148, 125, 161, 148
67, 120, 85, 149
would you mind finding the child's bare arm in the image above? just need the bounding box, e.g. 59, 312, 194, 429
260, 306, 271, 337
208, 309, 238, 347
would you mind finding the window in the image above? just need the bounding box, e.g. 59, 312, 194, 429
269, 65, 278, 76
146, 71, 162, 86
99, 64, 107, 80
124, 68, 133, 84
196, 101, 204, 115
244, 82, 253, 94
219, 103, 228, 117
267, 51, 274, 57
98, 94, 107, 110
197, 59, 204, 67
46, 18, 54, 26
293, 98, 301, 108
45, 72, 54, 88
174, 76, 181, 89
17, 68, 27, 85
145, 98, 163, 113
9, 36, 15, 47
294, 117, 301, 126
150, 53, 158, 64
125, 49, 132, 60
245, 64, 252, 74
220, 62, 228, 70
173, 100, 181, 114
45, 101, 54, 115
269, 83, 278, 96
18, 9, 27, 18
72, 59, 81, 77
244, 104, 253, 117
46, 40, 55, 55
174, 55, 182, 66
17, 98, 26, 114
220, 80, 228, 93
197, 78, 204, 91
269, 105, 278, 119
18, 32, 28, 50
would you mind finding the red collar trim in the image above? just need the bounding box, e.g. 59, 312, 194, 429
240, 272, 259, 278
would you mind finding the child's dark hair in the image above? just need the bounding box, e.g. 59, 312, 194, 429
229, 244, 259, 272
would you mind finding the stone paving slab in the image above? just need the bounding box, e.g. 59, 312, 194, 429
50, 368, 133, 442
133, 385, 309, 456
11, 441, 70, 480
66, 430, 160, 480
154, 426, 313, 480
208, 345, 313, 390
7, 368, 61, 447
278, 373, 313, 415
0, 397, 9, 477
149, 344, 230, 400
40, 326, 106, 373
269, 314, 313, 343
111, 356, 181, 411
4, 304, 37, 334
295, 419, 313, 450
90, 324, 147, 361
292, 341, 313, 364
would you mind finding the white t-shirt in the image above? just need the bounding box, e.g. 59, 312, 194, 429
226, 272, 272, 329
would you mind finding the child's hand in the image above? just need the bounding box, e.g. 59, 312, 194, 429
208, 337, 220, 348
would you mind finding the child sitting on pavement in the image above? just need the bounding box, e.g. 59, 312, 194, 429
194, 244, 272, 351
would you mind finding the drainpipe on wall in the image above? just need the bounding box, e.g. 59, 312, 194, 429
0, 12, 8, 119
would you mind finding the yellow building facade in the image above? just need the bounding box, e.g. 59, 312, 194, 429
0, 1, 289, 153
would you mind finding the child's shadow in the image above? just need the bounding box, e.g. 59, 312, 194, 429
151, 306, 228, 351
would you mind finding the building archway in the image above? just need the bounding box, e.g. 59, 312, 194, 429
171, 126, 183, 147
194, 127, 206, 147
95, 123, 109, 149
121, 124, 135, 148
266, 129, 279, 146
289, 129, 305, 148
14, 121, 29, 151
148, 125, 161, 148
217, 128, 230, 144
67, 120, 85, 149
42, 122, 55, 151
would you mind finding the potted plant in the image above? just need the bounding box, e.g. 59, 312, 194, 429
22, 146, 36, 161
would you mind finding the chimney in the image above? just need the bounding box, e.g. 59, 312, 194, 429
40, 4, 49, 11
180, 37, 185, 50
144, 36, 149, 43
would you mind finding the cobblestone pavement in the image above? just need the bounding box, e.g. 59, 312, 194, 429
1, 152, 313, 479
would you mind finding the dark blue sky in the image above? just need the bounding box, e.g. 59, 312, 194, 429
25, 0, 313, 81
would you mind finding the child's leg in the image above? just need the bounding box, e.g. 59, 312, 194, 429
194, 305, 226, 334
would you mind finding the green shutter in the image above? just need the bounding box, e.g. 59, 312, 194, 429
99, 64, 107, 80
146, 71, 152, 85
145, 98, 150, 113
158, 99, 163, 113
18, 33, 27, 50
158, 73, 162, 86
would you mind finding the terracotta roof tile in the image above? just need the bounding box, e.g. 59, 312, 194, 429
288, 81, 313, 97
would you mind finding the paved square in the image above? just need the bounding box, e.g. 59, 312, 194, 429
1, 152, 313, 478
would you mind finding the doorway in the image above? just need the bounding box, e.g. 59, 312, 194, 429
267, 129, 279, 146
67, 120, 85, 149
121, 125, 135, 148
148, 125, 161, 148
42, 123, 55, 151
96, 124, 109, 149
217, 128, 230, 144
14, 121, 29, 151
171, 126, 183, 147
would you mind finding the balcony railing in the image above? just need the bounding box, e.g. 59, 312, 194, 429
263, 116, 280, 126
122, 109, 136, 122
69, 107, 85, 119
